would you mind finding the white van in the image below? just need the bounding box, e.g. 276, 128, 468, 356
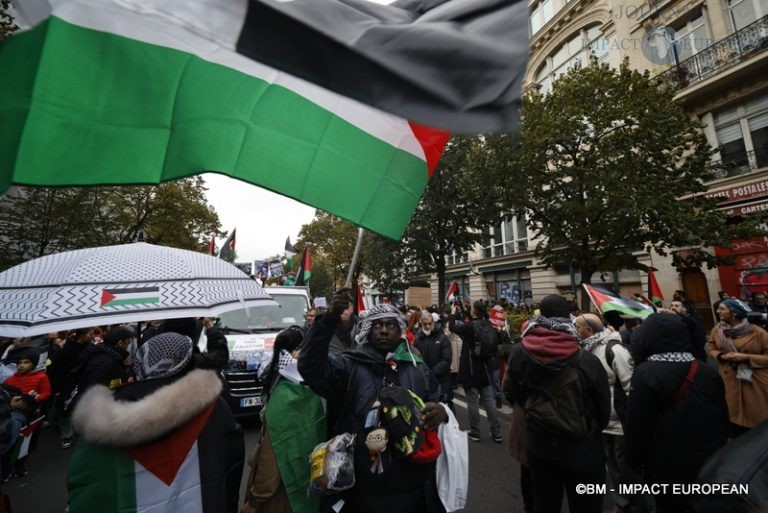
216, 286, 310, 416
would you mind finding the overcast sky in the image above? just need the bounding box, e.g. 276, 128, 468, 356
202, 173, 316, 264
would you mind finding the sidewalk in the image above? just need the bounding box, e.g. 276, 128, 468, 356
453, 385, 515, 416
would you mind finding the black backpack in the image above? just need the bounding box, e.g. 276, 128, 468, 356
524, 349, 587, 440
472, 320, 498, 361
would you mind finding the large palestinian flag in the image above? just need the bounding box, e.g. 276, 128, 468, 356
0, 0, 452, 239
583, 284, 655, 319
68, 403, 217, 513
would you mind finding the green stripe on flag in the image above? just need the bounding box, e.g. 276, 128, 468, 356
68, 441, 137, 513
0, 17, 429, 239
105, 297, 161, 307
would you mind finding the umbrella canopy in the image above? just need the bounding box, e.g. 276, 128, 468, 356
0, 243, 274, 338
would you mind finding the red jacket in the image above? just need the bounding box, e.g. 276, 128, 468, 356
5, 370, 52, 405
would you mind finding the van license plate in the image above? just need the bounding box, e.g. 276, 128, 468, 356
240, 396, 261, 408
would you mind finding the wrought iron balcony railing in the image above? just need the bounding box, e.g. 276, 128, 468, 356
711, 149, 768, 179
657, 14, 768, 88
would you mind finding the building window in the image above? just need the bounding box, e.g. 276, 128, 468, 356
483, 215, 528, 258
445, 251, 470, 266
669, 7, 710, 63
534, 24, 606, 94
714, 94, 768, 174
727, 0, 768, 31
529, 0, 555, 36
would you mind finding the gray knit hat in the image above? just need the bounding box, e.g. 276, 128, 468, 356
134, 332, 193, 381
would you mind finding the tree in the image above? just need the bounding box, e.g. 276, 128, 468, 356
0, 178, 223, 269
403, 135, 505, 306
486, 59, 765, 310
297, 211, 360, 287
0, 1, 18, 43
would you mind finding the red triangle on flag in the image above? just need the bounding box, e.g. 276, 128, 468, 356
407, 121, 450, 177
125, 402, 215, 486
100, 289, 116, 306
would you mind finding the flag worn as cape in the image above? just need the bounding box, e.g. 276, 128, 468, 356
218, 229, 236, 261
264, 379, 325, 513
647, 268, 664, 305
68, 403, 216, 513
242, 0, 528, 133
445, 280, 459, 303
583, 284, 654, 319
284, 237, 297, 258
294, 247, 312, 287
1, 0, 451, 240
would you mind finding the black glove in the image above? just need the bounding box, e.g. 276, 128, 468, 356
331, 288, 353, 317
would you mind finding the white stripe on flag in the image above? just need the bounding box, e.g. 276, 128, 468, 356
109, 291, 159, 301
134, 441, 203, 513
49, 0, 426, 160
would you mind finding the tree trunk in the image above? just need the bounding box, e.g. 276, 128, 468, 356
436, 256, 447, 309
579, 265, 595, 312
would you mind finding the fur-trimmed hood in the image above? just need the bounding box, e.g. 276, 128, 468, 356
72, 369, 222, 447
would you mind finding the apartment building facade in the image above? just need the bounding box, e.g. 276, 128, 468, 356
429, 0, 768, 329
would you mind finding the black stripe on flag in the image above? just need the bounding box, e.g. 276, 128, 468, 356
103, 287, 160, 294
235, 0, 527, 133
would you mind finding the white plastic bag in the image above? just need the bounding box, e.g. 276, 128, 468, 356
436, 404, 468, 511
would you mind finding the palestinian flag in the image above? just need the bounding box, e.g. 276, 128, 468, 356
294, 247, 312, 287
647, 267, 664, 305
100, 287, 160, 308
583, 284, 654, 319
0, 0, 451, 240
353, 280, 366, 315
207, 234, 216, 256
218, 229, 236, 261
68, 403, 216, 513
445, 281, 459, 303
264, 379, 325, 513
9, 416, 43, 462
284, 237, 297, 258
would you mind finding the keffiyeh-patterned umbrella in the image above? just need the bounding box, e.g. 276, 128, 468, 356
0, 242, 273, 337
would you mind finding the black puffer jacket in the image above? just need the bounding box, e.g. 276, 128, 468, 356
626, 314, 728, 485
448, 317, 491, 389
299, 313, 442, 513
414, 329, 452, 395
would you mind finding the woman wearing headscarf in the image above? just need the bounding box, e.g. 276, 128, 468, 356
67, 332, 244, 513
708, 298, 768, 437
626, 313, 728, 513
242, 326, 325, 513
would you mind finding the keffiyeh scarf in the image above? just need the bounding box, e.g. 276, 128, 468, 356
355, 304, 406, 345
134, 332, 193, 381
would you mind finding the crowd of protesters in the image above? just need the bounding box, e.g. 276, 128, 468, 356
0, 285, 767, 513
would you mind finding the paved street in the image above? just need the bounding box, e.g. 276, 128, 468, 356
4, 396, 524, 513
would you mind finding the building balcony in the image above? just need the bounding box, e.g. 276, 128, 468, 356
657, 14, 768, 89
711, 149, 768, 180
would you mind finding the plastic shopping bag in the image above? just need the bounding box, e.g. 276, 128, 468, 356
436, 404, 468, 511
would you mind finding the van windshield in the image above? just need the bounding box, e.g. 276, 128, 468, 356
219, 294, 308, 331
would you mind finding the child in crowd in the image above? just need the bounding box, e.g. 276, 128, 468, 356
4, 351, 51, 407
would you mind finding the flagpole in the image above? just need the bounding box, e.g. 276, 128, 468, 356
345, 227, 365, 288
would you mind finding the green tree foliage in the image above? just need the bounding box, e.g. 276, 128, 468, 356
403, 135, 504, 306
486, 59, 765, 309
297, 211, 358, 287
0, 177, 222, 269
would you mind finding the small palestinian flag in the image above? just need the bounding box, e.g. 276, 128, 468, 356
218, 229, 236, 261
294, 247, 312, 287
9, 416, 43, 462
647, 267, 664, 306
583, 284, 654, 319
445, 280, 459, 303
101, 288, 160, 308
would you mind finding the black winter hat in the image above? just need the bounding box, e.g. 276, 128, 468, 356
104, 326, 134, 346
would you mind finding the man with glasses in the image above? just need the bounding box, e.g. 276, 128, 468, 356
574, 313, 643, 513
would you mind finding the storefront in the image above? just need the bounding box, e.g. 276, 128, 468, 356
708, 177, 768, 299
